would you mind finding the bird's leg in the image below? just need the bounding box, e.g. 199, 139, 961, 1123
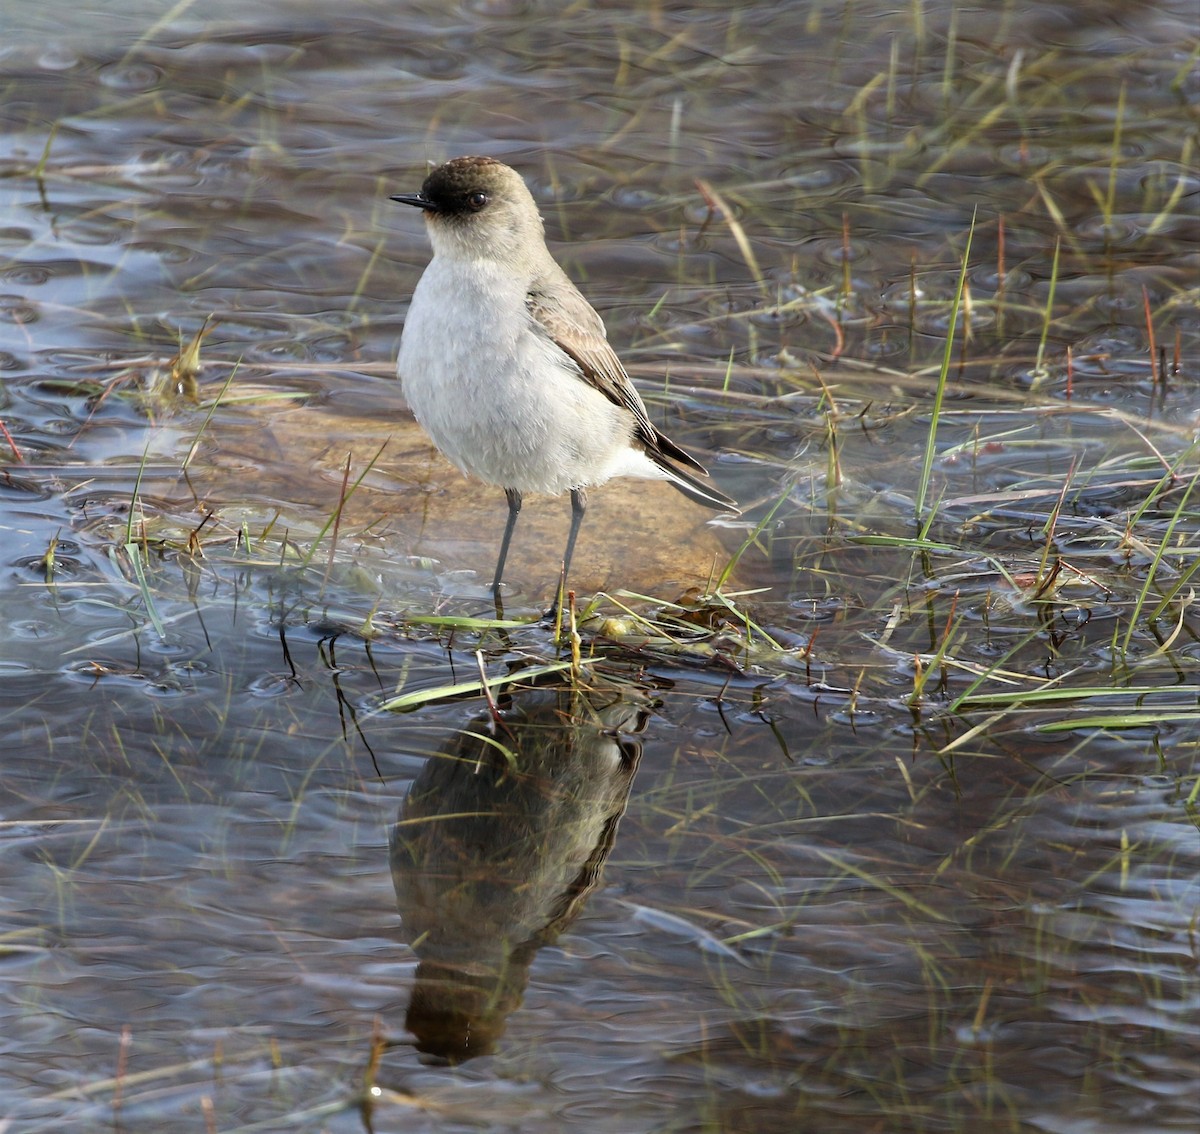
492, 488, 523, 600
544, 488, 588, 624
547, 489, 588, 624
561, 487, 587, 592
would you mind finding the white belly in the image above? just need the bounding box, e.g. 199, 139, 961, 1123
398, 259, 662, 495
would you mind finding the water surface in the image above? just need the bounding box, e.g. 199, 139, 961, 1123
1, 1, 1198, 1131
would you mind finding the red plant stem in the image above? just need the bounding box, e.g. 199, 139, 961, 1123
1142, 285, 1158, 384
0, 417, 24, 463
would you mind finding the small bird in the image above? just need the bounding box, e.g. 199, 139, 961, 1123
393, 156, 737, 603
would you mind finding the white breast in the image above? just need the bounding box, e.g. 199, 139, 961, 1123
398, 258, 663, 495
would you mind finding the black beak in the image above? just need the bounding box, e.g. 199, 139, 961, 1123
390, 192, 439, 211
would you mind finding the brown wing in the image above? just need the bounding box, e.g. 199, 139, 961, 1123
526, 264, 708, 476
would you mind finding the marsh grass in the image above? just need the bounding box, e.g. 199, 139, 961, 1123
78, 313, 1199, 743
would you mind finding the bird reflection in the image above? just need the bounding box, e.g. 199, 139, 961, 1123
390, 679, 649, 1064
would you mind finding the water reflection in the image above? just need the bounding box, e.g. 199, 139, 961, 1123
390, 679, 649, 1064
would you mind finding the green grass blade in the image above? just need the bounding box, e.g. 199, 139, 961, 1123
914, 206, 976, 520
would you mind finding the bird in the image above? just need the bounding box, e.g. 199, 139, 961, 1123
392, 155, 738, 605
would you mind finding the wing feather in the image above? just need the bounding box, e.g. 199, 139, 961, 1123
525, 265, 709, 476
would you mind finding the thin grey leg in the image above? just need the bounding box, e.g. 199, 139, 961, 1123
493, 488, 522, 596
561, 487, 587, 591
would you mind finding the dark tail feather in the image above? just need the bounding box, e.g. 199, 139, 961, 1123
653, 454, 739, 514
649, 427, 708, 476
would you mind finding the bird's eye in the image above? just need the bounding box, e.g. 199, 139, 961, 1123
466, 191, 489, 210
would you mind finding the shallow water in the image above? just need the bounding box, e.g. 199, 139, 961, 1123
2, 1, 1198, 1131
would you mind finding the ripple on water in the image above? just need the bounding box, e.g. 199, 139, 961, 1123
0, 467, 54, 500
96, 60, 163, 92
970, 264, 1033, 293
44, 210, 134, 248
36, 45, 81, 71
124, 239, 198, 264
11, 551, 88, 583
1, 264, 53, 286
0, 294, 39, 324
1074, 213, 1147, 249
608, 184, 670, 212
811, 235, 874, 267
526, 173, 586, 204
774, 160, 856, 196
917, 306, 997, 336
996, 141, 1056, 170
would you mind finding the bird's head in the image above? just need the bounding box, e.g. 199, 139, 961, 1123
392, 156, 546, 267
